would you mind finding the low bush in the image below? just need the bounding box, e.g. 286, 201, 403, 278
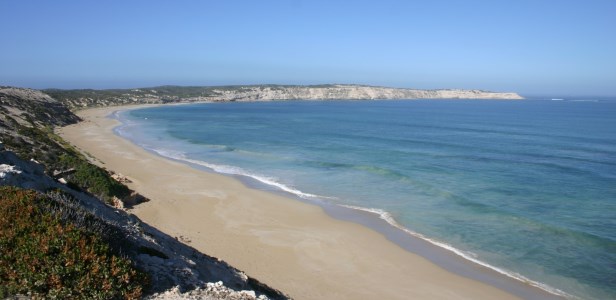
0, 187, 147, 299
59, 154, 131, 203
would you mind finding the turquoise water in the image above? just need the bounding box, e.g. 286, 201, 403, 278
117, 100, 616, 299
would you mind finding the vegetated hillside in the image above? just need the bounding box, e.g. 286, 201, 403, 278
45, 84, 524, 109
0, 87, 133, 205
0, 87, 78, 171
0, 150, 287, 299
0, 87, 288, 299
0, 86, 81, 126
0, 187, 147, 299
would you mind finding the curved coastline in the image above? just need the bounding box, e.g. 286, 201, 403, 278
114, 105, 569, 299
61, 104, 565, 300
112, 105, 568, 300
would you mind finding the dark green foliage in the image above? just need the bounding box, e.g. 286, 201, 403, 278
0, 187, 147, 299
58, 154, 130, 203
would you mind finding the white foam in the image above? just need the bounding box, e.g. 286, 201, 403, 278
0, 164, 22, 178
110, 110, 132, 137
108, 110, 121, 119
148, 147, 330, 200
340, 204, 572, 299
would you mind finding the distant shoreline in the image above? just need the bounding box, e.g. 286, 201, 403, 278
40, 84, 523, 110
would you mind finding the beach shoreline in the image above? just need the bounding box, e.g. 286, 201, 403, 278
58, 104, 563, 300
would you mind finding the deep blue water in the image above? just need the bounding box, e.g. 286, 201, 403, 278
117, 99, 616, 299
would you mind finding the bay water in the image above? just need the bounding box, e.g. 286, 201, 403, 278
115, 99, 616, 299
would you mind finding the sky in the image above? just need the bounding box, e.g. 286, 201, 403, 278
1, 0, 615, 96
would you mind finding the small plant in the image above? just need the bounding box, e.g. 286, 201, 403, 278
0, 187, 147, 299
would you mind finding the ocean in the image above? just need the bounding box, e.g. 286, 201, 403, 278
115, 99, 616, 299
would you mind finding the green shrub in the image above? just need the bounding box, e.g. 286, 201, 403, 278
58, 154, 130, 203
5, 123, 130, 204
0, 187, 147, 299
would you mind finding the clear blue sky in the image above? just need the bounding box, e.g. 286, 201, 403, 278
1, 0, 615, 96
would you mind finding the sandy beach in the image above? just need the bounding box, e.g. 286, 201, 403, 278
58, 105, 524, 300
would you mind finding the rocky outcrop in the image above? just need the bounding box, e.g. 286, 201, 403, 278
146, 282, 269, 300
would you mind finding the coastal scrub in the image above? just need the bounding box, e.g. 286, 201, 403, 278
0, 187, 147, 299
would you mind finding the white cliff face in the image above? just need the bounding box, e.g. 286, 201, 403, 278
205, 85, 523, 102
44, 84, 524, 109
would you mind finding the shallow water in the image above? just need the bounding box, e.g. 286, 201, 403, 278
117, 99, 616, 299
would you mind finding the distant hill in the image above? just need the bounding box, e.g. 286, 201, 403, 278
44, 84, 524, 109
